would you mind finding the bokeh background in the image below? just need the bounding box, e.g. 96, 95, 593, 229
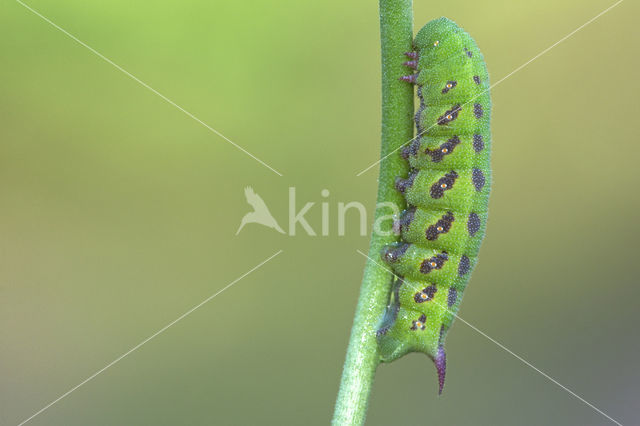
1, 0, 638, 425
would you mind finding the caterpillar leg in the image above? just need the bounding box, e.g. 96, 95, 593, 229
403, 60, 417, 69
401, 52, 418, 79
399, 74, 417, 83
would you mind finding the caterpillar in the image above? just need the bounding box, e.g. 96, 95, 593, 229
376, 17, 491, 394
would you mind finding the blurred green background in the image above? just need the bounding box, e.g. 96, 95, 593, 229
1, 0, 638, 425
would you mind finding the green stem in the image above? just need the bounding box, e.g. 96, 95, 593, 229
332, 1, 413, 424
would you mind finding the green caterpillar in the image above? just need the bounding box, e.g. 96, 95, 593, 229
376, 17, 491, 393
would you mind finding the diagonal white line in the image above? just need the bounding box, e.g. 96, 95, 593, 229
16, 0, 283, 177
17, 249, 284, 426
488, 0, 623, 92
355, 249, 623, 426
355, 0, 624, 177
438, 305, 623, 426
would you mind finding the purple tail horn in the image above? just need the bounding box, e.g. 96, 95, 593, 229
435, 346, 446, 395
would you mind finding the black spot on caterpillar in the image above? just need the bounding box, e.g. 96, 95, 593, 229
415, 105, 425, 133
410, 314, 427, 331
420, 252, 449, 274
447, 288, 457, 307
429, 171, 458, 199
414, 285, 438, 303
441, 81, 457, 94
472, 168, 485, 192
382, 242, 410, 263
425, 136, 461, 163
397, 206, 417, 234
473, 134, 484, 152
426, 211, 455, 241
395, 170, 419, 193
474, 103, 484, 119
437, 105, 462, 125
467, 212, 481, 237
401, 139, 421, 159
458, 255, 471, 276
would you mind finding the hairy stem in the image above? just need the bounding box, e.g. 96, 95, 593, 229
332, 1, 414, 424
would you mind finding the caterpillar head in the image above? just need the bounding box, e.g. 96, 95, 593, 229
414, 17, 461, 50
414, 17, 468, 75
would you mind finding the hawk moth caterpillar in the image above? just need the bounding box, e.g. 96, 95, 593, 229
376, 17, 491, 394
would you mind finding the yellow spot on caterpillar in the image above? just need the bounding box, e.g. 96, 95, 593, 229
429, 261, 437, 268
420, 293, 428, 300
440, 183, 447, 189
433, 40, 439, 47
446, 114, 453, 120
446, 83, 453, 88
436, 226, 444, 232
442, 148, 448, 153
415, 321, 423, 328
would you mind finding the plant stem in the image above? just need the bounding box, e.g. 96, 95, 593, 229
332, 1, 414, 424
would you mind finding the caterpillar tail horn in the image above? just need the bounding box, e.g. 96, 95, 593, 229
435, 346, 446, 395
